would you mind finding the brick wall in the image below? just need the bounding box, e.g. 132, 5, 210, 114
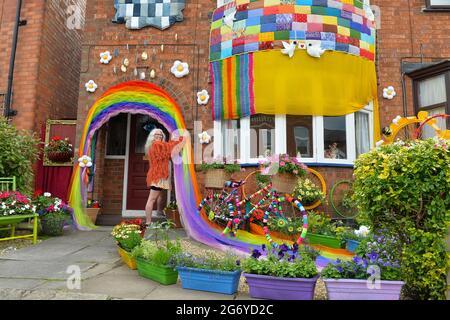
373, 0, 450, 128
0, 0, 86, 132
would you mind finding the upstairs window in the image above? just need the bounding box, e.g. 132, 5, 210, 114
425, 0, 450, 10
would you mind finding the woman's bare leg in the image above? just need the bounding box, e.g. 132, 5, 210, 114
156, 192, 165, 215
145, 189, 161, 225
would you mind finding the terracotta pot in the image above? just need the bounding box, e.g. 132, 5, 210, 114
164, 209, 183, 228
204, 169, 230, 189
47, 151, 73, 162
85, 207, 100, 224
271, 173, 298, 194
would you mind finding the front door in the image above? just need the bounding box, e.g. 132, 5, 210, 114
126, 115, 169, 212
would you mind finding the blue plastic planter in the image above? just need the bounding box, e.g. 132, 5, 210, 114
346, 239, 360, 253
177, 267, 241, 295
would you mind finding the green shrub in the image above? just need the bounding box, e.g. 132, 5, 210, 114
174, 250, 241, 272
352, 138, 450, 299
0, 117, 40, 194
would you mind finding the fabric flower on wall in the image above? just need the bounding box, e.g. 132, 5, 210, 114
376, 140, 384, 147
99, 51, 112, 64
198, 131, 211, 144
78, 155, 93, 167
383, 86, 396, 99
197, 90, 210, 105
171, 61, 189, 78
85, 80, 98, 93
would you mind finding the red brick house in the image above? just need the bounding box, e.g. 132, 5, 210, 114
3, 1, 449, 224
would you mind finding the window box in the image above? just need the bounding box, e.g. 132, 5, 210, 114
177, 267, 241, 295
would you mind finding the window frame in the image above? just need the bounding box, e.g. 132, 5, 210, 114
425, 0, 450, 10
213, 102, 374, 166
410, 61, 450, 129
105, 114, 128, 159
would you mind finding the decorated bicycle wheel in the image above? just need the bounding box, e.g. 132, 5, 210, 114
330, 180, 358, 218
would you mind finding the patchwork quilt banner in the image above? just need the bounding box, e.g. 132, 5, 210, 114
113, 0, 185, 30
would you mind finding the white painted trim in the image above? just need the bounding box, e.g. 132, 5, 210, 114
275, 115, 286, 155
346, 112, 356, 163
121, 114, 131, 215
240, 116, 250, 163
123, 210, 145, 217
213, 120, 222, 159
105, 155, 126, 160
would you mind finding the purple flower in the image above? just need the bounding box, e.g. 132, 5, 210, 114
352, 256, 362, 265
251, 249, 262, 259
278, 251, 285, 259
368, 251, 379, 262
292, 243, 299, 253
337, 266, 343, 273
288, 255, 296, 262
236, 260, 241, 266
280, 244, 289, 252
261, 244, 266, 252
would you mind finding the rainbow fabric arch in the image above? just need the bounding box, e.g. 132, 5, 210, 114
67, 80, 269, 253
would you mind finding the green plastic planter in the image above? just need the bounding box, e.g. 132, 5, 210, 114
306, 233, 343, 249
135, 257, 178, 285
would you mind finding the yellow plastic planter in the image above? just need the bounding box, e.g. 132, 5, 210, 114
117, 246, 137, 270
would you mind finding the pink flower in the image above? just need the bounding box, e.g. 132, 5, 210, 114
280, 161, 285, 166
293, 170, 298, 174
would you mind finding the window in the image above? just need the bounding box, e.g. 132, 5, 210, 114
213, 102, 374, 166
425, 0, 450, 10
410, 61, 450, 138
106, 113, 127, 156
286, 116, 313, 158
250, 114, 275, 158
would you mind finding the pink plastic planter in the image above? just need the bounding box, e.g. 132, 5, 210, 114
323, 279, 404, 300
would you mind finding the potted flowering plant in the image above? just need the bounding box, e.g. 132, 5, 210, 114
335, 225, 370, 253
321, 233, 404, 300
292, 178, 325, 207
174, 250, 242, 295
45, 136, 73, 163
242, 243, 319, 300
200, 156, 241, 189
111, 221, 144, 269
131, 221, 181, 285
163, 201, 182, 228
33, 192, 72, 236
86, 199, 101, 225
304, 212, 344, 249
264, 216, 305, 242
259, 154, 308, 194
0, 191, 38, 242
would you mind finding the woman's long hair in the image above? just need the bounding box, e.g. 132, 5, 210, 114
144, 128, 166, 155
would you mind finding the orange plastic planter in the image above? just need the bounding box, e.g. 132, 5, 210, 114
117, 246, 137, 270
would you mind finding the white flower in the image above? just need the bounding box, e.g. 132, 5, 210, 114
376, 140, 384, 147
170, 61, 189, 78
99, 51, 112, 64
78, 155, 93, 167
24, 204, 30, 209
44, 192, 51, 197
197, 90, 210, 105
85, 80, 98, 93
392, 115, 402, 125
358, 226, 370, 237
198, 131, 211, 144
9, 210, 14, 214
383, 86, 396, 99
32, 206, 36, 212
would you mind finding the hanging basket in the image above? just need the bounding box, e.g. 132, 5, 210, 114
47, 151, 73, 163
271, 173, 298, 194
204, 169, 230, 189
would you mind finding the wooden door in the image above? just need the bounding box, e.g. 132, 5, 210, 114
126, 115, 168, 211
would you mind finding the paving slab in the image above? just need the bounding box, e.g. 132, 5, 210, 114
144, 285, 236, 300
0, 278, 46, 290
60, 246, 119, 264
0, 243, 89, 261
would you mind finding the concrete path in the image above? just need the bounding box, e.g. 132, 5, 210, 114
0, 227, 254, 300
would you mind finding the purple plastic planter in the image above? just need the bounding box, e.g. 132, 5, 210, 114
243, 273, 319, 300
323, 279, 404, 300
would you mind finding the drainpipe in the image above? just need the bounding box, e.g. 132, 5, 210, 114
4, 0, 26, 119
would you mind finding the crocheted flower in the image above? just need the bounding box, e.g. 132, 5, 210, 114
99, 51, 112, 64
171, 61, 189, 78
85, 80, 98, 93
392, 115, 402, 125
78, 155, 93, 168
376, 140, 384, 147
197, 90, 210, 105
383, 86, 396, 99
198, 131, 211, 144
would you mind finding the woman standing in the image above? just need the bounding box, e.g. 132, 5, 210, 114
144, 128, 186, 226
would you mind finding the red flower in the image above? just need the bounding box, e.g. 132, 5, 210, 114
51, 136, 62, 141
34, 189, 43, 197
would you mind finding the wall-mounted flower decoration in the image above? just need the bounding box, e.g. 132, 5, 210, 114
141, 52, 148, 61
375, 140, 384, 147
171, 60, 189, 78
198, 131, 211, 144
78, 155, 93, 167
123, 58, 130, 67
85, 80, 98, 93
99, 51, 112, 64
392, 115, 402, 125
197, 90, 210, 105
121, 65, 127, 73
383, 86, 396, 99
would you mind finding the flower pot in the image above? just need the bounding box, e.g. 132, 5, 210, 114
323, 278, 405, 300
136, 257, 178, 285
271, 173, 297, 194
204, 169, 230, 189
40, 215, 66, 236
346, 239, 360, 253
47, 151, 73, 163
244, 273, 318, 300
177, 267, 241, 295
117, 246, 137, 270
306, 233, 342, 249
85, 207, 100, 224
164, 209, 182, 228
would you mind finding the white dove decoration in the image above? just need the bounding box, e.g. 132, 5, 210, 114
363, 0, 375, 21
305, 41, 325, 58
281, 41, 296, 58
223, 9, 236, 29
